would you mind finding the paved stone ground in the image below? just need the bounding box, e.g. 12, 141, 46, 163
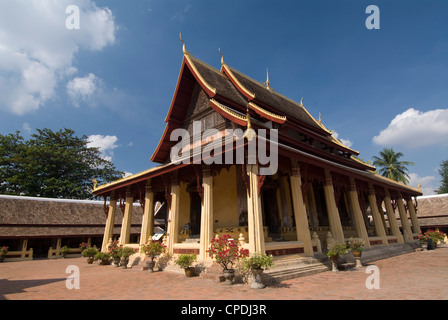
1, 244, 447, 301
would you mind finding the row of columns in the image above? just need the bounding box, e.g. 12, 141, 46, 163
101, 182, 156, 252
101, 161, 421, 259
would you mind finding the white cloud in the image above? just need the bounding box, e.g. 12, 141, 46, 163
87, 134, 119, 162
0, 0, 117, 115
22, 122, 31, 133
408, 172, 438, 196
331, 130, 353, 148
67, 73, 102, 107
373, 108, 448, 148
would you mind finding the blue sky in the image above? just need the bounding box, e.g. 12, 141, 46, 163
0, 0, 447, 195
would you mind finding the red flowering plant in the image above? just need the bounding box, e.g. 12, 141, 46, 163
107, 240, 121, 261
0, 246, 8, 256
79, 242, 89, 252
141, 240, 166, 262
417, 232, 430, 244
207, 234, 249, 271
424, 229, 446, 244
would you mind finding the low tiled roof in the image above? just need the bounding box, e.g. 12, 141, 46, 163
0, 195, 143, 238
416, 194, 448, 228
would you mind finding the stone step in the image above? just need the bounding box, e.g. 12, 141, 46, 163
263, 264, 330, 284
262, 255, 330, 284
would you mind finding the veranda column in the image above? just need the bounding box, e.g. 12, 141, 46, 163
290, 160, 314, 256
384, 190, 404, 244
367, 184, 388, 246
348, 177, 371, 248
167, 175, 180, 254
397, 193, 414, 242
323, 168, 345, 243
199, 167, 213, 261
407, 197, 421, 234
140, 180, 155, 246
247, 164, 266, 255
120, 188, 133, 245
101, 194, 116, 252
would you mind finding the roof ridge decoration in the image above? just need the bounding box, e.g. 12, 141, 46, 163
265, 68, 271, 90
209, 98, 248, 126
248, 101, 286, 124
219, 51, 256, 100
224, 66, 336, 133
179, 32, 187, 55
179, 33, 217, 97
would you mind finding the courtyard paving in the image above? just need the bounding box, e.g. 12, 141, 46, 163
1, 244, 447, 302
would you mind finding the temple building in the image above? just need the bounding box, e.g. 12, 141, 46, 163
92, 41, 422, 265
0, 194, 144, 261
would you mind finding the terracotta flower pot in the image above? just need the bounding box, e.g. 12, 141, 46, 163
352, 250, 362, 258
184, 267, 195, 277
146, 260, 156, 273
250, 269, 266, 289
223, 269, 235, 285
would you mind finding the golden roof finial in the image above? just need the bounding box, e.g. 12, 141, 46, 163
300, 97, 303, 106
219, 48, 224, 65
243, 107, 256, 141
92, 178, 98, 190
179, 32, 187, 55
418, 184, 422, 192
265, 68, 271, 90
318, 112, 321, 123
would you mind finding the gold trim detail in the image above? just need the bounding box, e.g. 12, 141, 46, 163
222, 64, 256, 100
210, 99, 247, 124
185, 55, 217, 95
248, 102, 287, 123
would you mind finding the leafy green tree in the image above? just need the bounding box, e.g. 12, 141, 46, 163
0, 128, 124, 199
372, 147, 414, 185
438, 160, 448, 194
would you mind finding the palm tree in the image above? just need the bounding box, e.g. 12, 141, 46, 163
372, 148, 415, 185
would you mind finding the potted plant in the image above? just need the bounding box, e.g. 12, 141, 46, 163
425, 229, 447, 248
108, 240, 121, 267
346, 237, 365, 268
95, 251, 111, 265
79, 242, 89, 253
82, 246, 98, 264
141, 241, 166, 272
60, 246, 71, 258
174, 254, 197, 277
326, 243, 348, 272
207, 234, 249, 285
242, 253, 274, 289
418, 232, 430, 248
0, 246, 8, 262
347, 237, 365, 257
118, 246, 135, 269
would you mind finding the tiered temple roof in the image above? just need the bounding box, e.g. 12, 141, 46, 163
93, 46, 421, 199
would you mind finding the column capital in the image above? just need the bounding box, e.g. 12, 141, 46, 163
125, 186, 132, 198
324, 168, 333, 186
349, 176, 357, 191
202, 166, 211, 179
291, 159, 301, 178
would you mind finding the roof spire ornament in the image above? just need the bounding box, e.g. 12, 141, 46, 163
179, 32, 187, 55
318, 112, 321, 123
300, 97, 303, 107
243, 107, 256, 141
219, 48, 225, 65
265, 68, 271, 90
